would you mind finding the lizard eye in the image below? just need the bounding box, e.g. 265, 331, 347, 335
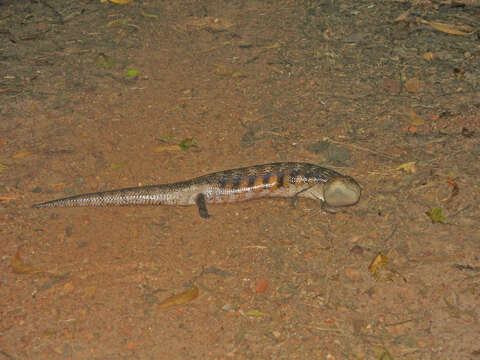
324, 178, 361, 207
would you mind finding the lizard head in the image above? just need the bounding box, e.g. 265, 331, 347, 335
323, 176, 361, 207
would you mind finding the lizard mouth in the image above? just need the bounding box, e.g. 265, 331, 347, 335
324, 177, 361, 207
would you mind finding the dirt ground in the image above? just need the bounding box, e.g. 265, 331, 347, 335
1, 0, 480, 359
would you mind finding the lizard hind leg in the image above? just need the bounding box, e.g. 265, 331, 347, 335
195, 193, 211, 219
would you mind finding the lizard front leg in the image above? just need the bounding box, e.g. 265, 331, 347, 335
195, 193, 210, 219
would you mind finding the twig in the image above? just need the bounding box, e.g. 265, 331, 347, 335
383, 224, 398, 244
0, 349, 16, 360
328, 139, 398, 160
309, 326, 344, 333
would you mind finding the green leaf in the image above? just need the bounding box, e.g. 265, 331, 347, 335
110, 162, 124, 169
426, 207, 445, 223
179, 138, 197, 151
125, 69, 138, 78
245, 309, 265, 317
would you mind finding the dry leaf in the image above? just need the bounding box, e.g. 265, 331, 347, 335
153, 145, 181, 153
423, 52, 435, 61
407, 125, 418, 134
263, 41, 282, 49
12, 151, 32, 159
442, 178, 459, 203
368, 253, 389, 274
12, 249, 64, 278
407, 108, 424, 126
158, 285, 199, 309
0, 195, 18, 203
214, 66, 246, 79
394, 9, 411, 22
423, 20, 473, 36
396, 161, 417, 173
404, 78, 424, 93
446, 178, 459, 196
214, 65, 227, 74
12, 249, 45, 275
108, 0, 133, 4
369, 253, 406, 282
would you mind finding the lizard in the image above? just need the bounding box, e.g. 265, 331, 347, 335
33, 162, 361, 218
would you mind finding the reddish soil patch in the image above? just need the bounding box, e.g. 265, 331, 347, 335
1, 1, 479, 359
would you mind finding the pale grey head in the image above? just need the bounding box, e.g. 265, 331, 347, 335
323, 176, 361, 207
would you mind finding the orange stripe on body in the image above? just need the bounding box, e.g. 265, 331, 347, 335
266, 174, 278, 191
253, 176, 265, 193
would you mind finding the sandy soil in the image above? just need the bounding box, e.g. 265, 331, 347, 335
1, 0, 480, 359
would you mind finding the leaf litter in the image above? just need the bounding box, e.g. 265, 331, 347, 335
158, 285, 199, 309
11, 249, 64, 278
426, 208, 446, 224
153, 138, 198, 153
